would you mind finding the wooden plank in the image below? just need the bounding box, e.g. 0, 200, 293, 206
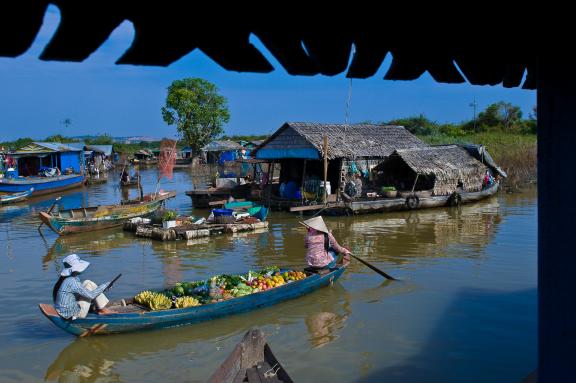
246, 367, 262, 383
289, 204, 326, 212
209, 198, 246, 206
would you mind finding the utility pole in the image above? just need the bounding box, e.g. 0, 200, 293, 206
469, 99, 477, 132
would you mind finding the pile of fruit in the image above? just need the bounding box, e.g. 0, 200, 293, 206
249, 274, 286, 291
134, 291, 173, 311
282, 271, 307, 282
133, 266, 309, 311
175, 296, 200, 308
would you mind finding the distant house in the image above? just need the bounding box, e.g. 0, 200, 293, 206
0, 141, 86, 195
10, 141, 85, 177
202, 140, 244, 165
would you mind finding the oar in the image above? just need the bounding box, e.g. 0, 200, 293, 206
349, 253, 397, 281
38, 196, 61, 230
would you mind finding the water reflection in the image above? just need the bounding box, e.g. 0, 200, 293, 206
330, 197, 502, 263
305, 286, 351, 348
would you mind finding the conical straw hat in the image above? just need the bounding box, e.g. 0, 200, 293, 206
300, 216, 329, 234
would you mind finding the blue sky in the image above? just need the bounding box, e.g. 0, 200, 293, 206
0, 6, 536, 141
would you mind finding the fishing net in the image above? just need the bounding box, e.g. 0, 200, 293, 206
158, 139, 177, 180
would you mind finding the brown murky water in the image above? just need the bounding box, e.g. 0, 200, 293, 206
0, 168, 537, 382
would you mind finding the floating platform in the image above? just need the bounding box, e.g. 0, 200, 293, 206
123, 220, 268, 241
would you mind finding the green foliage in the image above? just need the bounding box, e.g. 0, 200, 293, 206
161, 78, 230, 154
386, 114, 437, 136
162, 210, 177, 222
0, 137, 34, 150
381, 186, 396, 192
44, 135, 79, 143
220, 134, 269, 142
85, 134, 113, 145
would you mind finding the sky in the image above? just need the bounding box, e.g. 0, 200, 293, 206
0, 6, 536, 141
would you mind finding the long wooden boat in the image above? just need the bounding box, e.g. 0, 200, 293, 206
38, 190, 176, 235
289, 182, 500, 215
0, 187, 34, 205
208, 328, 293, 383
38, 258, 348, 336
186, 188, 235, 208
0, 174, 84, 196
86, 175, 108, 185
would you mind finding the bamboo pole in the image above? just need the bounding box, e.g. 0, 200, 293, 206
300, 159, 307, 205
323, 135, 328, 204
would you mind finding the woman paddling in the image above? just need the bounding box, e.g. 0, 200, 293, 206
301, 216, 351, 269
52, 254, 111, 320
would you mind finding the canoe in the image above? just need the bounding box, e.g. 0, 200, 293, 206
207, 328, 294, 383
0, 187, 34, 205
38, 190, 176, 235
86, 176, 108, 185
38, 258, 348, 336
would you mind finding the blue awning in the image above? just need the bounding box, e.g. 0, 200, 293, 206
255, 148, 320, 160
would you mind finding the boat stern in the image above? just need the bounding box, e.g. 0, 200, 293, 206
39, 212, 64, 235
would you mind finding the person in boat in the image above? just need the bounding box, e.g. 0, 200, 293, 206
301, 216, 351, 269
52, 254, 111, 320
120, 168, 130, 183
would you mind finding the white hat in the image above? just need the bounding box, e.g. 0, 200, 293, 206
299, 216, 330, 234
61, 254, 90, 277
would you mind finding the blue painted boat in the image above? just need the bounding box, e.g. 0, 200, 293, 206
39, 259, 349, 336
0, 174, 84, 195
0, 187, 34, 205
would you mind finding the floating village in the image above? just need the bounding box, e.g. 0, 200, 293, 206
0, 120, 510, 381
0, 3, 556, 380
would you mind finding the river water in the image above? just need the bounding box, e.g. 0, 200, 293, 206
0, 168, 537, 383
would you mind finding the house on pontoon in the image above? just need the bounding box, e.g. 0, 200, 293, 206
0, 142, 85, 195
251, 122, 503, 215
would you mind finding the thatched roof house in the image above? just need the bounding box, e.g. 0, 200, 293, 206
376, 145, 490, 195
252, 122, 428, 160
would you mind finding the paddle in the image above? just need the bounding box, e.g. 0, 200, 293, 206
104, 273, 122, 292
349, 253, 397, 281
38, 196, 61, 230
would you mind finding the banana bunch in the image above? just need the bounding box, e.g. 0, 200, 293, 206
147, 293, 173, 311
134, 290, 155, 305
175, 296, 200, 308
134, 290, 173, 310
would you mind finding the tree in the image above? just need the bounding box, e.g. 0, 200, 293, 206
86, 134, 113, 145
161, 78, 230, 154
498, 102, 522, 131
386, 114, 437, 135
45, 134, 78, 143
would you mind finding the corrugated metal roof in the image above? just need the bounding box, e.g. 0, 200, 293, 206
86, 145, 113, 156
13, 142, 83, 154
203, 140, 244, 152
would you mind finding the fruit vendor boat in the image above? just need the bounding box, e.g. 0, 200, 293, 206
208, 328, 293, 383
0, 188, 34, 205
38, 258, 349, 337
38, 190, 176, 235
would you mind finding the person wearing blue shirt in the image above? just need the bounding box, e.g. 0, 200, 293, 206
52, 254, 111, 320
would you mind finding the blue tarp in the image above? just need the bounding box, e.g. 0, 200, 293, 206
60, 152, 82, 173
255, 148, 320, 160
